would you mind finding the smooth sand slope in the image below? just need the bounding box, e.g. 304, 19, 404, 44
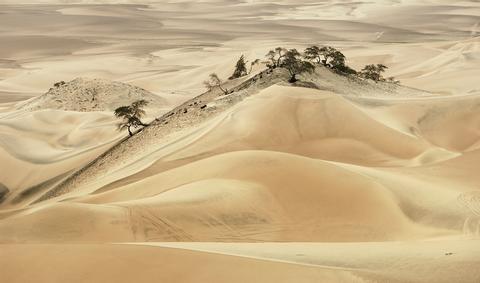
0, 78, 165, 208
1, 81, 480, 282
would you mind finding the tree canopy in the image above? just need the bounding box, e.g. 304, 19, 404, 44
360, 64, 388, 82
265, 47, 287, 68
114, 99, 149, 136
282, 49, 315, 83
204, 73, 228, 95
249, 58, 261, 74
229, 55, 248, 80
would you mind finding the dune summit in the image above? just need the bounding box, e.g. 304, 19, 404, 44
16, 78, 167, 112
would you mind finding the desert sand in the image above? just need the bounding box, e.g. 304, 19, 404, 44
1, 1, 480, 283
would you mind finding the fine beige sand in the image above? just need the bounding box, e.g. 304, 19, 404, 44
1, 1, 480, 283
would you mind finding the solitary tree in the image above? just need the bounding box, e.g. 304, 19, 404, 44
360, 64, 388, 82
282, 49, 315, 83
204, 73, 228, 95
249, 58, 261, 74
114, 99, 149, 136
387, 76, 400, 84
229, 55, 248, 80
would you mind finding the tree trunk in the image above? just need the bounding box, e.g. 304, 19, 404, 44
218, 85, 228, 95
289, 74, 297, 83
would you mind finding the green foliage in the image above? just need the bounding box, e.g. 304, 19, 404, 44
304, 45, 323, 64
54, 81, 66, 88
332, 64, 357, 75
229, 55, 248, 80
204, 73, 228, 95
249, 58, 261, 74
281, 48, 315, 83
114, 99, 149, 136
265, 47, 287, 68
387, 76, 400, 84
304, 45, 356, 75
360, 64, 388, 82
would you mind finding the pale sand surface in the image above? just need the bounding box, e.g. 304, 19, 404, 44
1, 1, 480, 283
0, 1, 479, 100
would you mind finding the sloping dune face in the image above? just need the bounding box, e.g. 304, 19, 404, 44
2, 84, 480, 282
2, 85, 480, 243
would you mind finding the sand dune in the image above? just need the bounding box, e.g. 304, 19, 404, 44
1, 1, 479, 102
1, 85, 477, 245
1, 1, 480, 282
0, 244, 365, 283
0, 109, 121, 208
2, 71, 480, 282
0, 76, 170, 207
17, 77, 167, 112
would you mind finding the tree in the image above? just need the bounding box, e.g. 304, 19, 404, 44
332, 63, 357, 75
304, 45, 355, 74
204, 73, 228, 95
229, 55, 248, 80
114, 99, 149, 136
281, 49, 315, 83
387, 76, 400, 84
54, 81, 66, 88
274, 47, 287, 67
319, 46, 339, 66
304, 45, 323, 64
249, 59, 260, 74
265, 47, 287, 68
329, 50, 346, 69
265, 50, 277, 68
360, 64, 388, 82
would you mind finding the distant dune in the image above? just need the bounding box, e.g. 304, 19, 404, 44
16, 78, 167, 112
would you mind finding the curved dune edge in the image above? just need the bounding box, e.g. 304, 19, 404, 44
1, 84, 479, 243
130, 239, 480, 283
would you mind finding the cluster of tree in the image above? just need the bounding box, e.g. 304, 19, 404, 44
264, 47, 315, 82
114, 99, 149, 136
303, 45, 355, 75
203, 45, 398, 97
115, 46, 400, 136
302, 45, 398, 82
359, 64, 398, 83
